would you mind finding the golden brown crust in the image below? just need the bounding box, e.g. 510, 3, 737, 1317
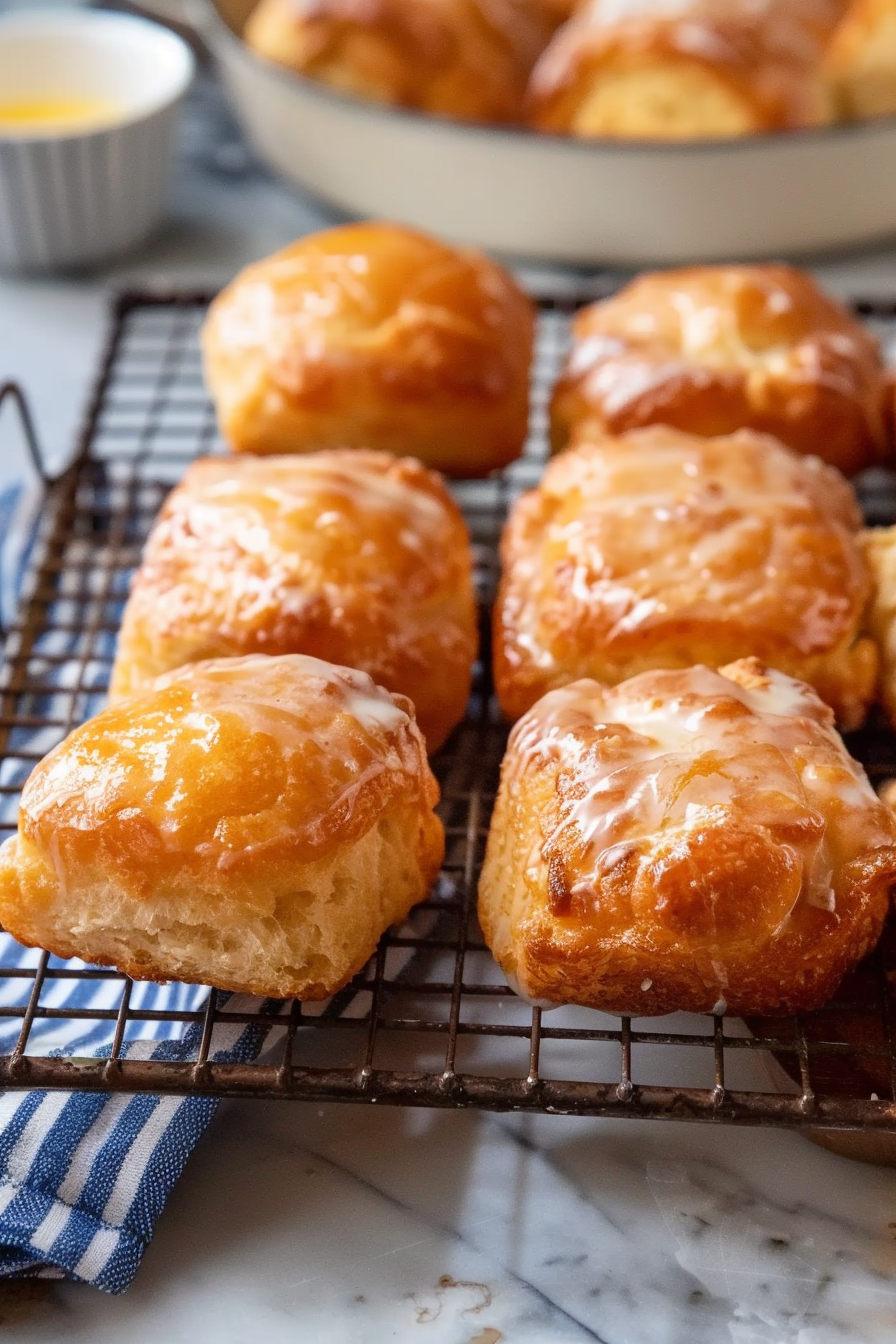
109, 451, 477, 752
859, 524, 896, 727
479, 658, 896, 1015
494, 425, 877, 727
826, 0, 896, 119
527, 0, 840, 138
244, 0, 559, 122
550, 265, 889, 475
202, 222, 535, 477
0, 655, 444, 999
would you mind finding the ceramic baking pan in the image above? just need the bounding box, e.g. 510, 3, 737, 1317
199, 0, 896, 265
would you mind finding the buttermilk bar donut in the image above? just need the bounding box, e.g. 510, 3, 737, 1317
549, 264, 889, 476
202, 222, 535, 476
108, 451, 477, 752
478, 658, 896, 1016
0, 655, 444, 999
826, 0, 896, 119
493, 425, 877, 728
244, 0, 560, 125
526, 0, 839, 139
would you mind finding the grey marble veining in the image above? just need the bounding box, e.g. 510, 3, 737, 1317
3, 1099, 896, 1343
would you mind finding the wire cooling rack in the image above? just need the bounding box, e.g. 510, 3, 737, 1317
3, 282, 896, 1136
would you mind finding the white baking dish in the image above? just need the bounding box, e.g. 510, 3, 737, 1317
198, 0, 896, 266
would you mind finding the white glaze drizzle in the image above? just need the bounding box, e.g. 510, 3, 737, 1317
153, 653, 411, 739
195, 454, 447, 535
511, 663, 893, 929
23, 654, 416, 872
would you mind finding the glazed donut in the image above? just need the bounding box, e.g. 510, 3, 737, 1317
202, 222, 535, 477
479, 658, 896, 1016
858, 525, 896, 729
244, 0, 559, 124
826, 0, 896, 119
109, 451, 478, 752
527, 0, 839, 138
550, 265, 889, 476
0, 655, 444, 999
493, 425, 877, 728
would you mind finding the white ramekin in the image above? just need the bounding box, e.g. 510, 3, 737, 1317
0, 10, 194, 272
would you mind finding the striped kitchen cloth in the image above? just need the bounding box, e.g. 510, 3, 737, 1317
0, 477, 290, 1291
0, 475, 426, 1292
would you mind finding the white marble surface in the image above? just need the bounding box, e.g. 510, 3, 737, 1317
6, 1096, 896, 1343
5, 37, 896, 1343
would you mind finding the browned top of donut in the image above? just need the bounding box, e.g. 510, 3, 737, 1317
203, 221, 535, 416
20, 655, 437, 888
550, 265, 888, 472
507, 658, 896, 938
529, 0, 845, 132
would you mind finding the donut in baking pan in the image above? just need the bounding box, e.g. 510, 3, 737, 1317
109, 450, 477, 752
527, 0, 839, 139
493, 424, 877, 728
549, 264, 889, 476
479, 658, 896, 1016
244, 0, 560, 124
202, 222, 535, 476
826, 0, 896, 119
0, 655, 444, 999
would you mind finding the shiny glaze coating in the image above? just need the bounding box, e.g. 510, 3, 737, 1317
859, 524, 896, 729
0, 655, 444, 998
550, 265, 889, 475
109, 450, 477, 751
202, 222, 535, 475
826, 0, 896, 119
527, 0, 842, 137
244, 0, 561, 123
479, 658, 896, 1015
494, 425, 877, 727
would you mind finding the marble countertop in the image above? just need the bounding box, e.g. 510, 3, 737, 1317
8, 1096, 896, 1344
4, 42, 896, 1344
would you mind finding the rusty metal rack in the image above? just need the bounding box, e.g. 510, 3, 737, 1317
3, 282, 896, 1135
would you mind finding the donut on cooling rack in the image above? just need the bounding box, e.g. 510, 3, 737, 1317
201, 222, 535, 476
857, 525, 896, 730
493, 424, 877, 728
0, 655, 444, 999
526, 0, 841, 139
826, 0, 896, 119
243, 0, 560, 124
479, 657, 896, 1016
108, 450, 477, 752
549, 265, 889, 476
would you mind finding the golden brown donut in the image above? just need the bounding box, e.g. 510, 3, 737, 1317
0, 655, 444, 999
494, 425, 877, 728
527, 0, 840, 138
202, 223, 535, 476
479, 657, 896, 1016
858, 525, 896, 727
826, 0, 896, 118
109, 451, 477, 752
244, 0, 559, 124
550, 265, 889, 476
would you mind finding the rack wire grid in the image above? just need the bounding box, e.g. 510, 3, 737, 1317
2, 280, 896, 1135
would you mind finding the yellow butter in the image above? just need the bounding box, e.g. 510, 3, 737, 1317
0, 98, 121, 133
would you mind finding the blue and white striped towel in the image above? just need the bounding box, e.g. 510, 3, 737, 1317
0, 478, 287, 1291
0, 475, 414, 1292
